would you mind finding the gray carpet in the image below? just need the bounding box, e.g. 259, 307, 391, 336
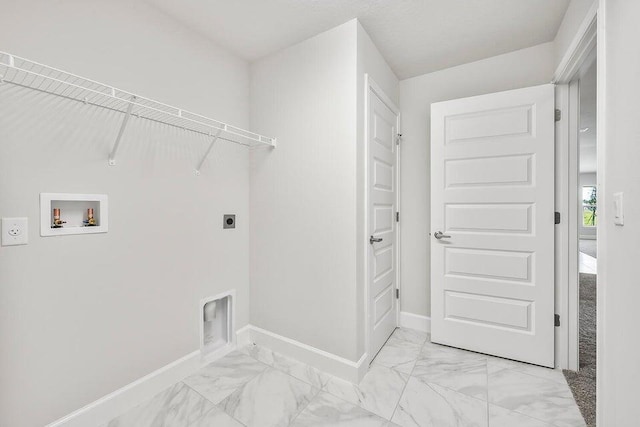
579, 239, 597, 258
563, 273, 597, 427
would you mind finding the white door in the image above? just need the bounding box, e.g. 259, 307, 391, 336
368, 82, 400, 358
431, 84, 555, 367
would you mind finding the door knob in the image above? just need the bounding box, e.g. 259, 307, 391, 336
433, 231, 451, 240
370, 235, 383, 244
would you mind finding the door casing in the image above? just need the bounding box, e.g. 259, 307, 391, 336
552, 3, 598, 372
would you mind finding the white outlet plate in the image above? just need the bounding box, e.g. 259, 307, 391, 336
2, 217, 28, 246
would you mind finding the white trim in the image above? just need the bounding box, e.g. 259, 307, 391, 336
368, 77, 400, 116
553, 80, 583, 372
363, 74, 402, 370
45, 322, 363, 426
595, 1, 606, 424
239, 325, 367, 383
553, 4, 606, 424
396, 114, 402, 329
236, 324, 252, 348
363, 74, 372, 369
552, 2, 600, 372
579, 235, 597, 240
399, 312, 431, 333
567, 79, 581, 371
554, 83, 570, 370
553, 2, 598, 83
45, 344, 235, 427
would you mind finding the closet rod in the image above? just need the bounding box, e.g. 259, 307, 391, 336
0, 52, 277, 153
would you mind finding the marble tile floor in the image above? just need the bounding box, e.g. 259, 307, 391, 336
106, 328, 586, 427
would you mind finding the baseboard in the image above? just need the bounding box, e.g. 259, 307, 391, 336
579, 235, 597, 240
399, 311, 431, 333
48, 324, 366, 426
45, 343, 236, 427
48, 317, 428, 426
238, 324, 367, 383
236, 324, 252, 348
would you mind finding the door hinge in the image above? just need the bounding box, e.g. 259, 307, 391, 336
555, 314, 561, 327
396, 288, 400, 299
555, 109, 562, 122
555, 212, 561, 224
396, 212, 400, 222
396, 133, 402, 145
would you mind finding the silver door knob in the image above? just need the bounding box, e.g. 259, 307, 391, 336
370, 235, 383, 244
433, 231, 451, 240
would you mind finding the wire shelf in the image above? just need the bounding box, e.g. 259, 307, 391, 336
0, 51, 276, 149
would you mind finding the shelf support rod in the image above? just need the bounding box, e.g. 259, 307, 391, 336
108, 96, 136, 166
195, 129, 223, 176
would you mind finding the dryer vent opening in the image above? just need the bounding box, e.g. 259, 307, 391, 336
201, 293, 232, 355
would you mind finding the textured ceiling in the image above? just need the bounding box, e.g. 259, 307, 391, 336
146, 0, 570, 79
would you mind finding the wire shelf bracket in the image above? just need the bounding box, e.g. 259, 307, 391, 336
109, 96, 137, 166
0, 51, 277, 171
195, 128, 223, 176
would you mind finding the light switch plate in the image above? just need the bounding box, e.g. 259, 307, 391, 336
2, 217, 29, 246
613, 192, 624, 226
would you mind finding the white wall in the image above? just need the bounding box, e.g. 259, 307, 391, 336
249, 21, 360, 361
555, 0, 598, 67
599, 0, 640, 424
579, 173, 597, 238
398, 42, 556, 317
249, 19, 398, 363
356, 22, 399, 357
356, 24, 400, 108
0, 1, 251, 426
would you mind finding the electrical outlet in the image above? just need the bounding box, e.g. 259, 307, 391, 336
2, 217, 28, 246
223, 214, 236, 229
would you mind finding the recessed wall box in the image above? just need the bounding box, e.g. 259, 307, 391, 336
200, 290, 235, 356
40, 193, 108, 236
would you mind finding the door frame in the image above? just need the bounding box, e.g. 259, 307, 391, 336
363, 74, 401, 367
552, 2, 598, 372
553, 2, 607, 424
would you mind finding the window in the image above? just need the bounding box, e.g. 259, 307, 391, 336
582, 186, 597, 227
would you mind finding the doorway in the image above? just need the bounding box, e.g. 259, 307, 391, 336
563, 51, 598, 427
